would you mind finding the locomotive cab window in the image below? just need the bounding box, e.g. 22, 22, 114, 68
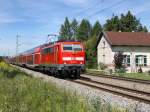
63, 44, 82, 51
63, 44, 72, 51
73, 44, 82, 51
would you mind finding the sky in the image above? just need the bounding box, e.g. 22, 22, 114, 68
0, 0, 150, 56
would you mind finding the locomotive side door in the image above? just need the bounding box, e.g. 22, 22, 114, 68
54, 45, 59, 64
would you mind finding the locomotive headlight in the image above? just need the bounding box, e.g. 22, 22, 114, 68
80, 62, 83, 64
64, 62, 66, 64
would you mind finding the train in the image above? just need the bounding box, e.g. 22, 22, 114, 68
10, 40, 85, 78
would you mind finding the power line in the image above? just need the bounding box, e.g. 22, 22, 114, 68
75, 0, 104, 17
87, 0, 126, 17
16, 35, 19, 56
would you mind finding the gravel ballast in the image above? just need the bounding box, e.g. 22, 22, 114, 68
14, 66, 150, 112
82, 74, 150, 94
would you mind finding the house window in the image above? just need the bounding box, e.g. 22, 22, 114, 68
123, 55, 130, 66
135, 55, 147, 66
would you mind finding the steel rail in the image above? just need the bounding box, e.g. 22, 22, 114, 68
80, 76, 150, 95
85, 72, 150, 84
69, 78, 150, 104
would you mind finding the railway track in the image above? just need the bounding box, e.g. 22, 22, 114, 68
85, 72, 150, 84
69, 77, 150, 104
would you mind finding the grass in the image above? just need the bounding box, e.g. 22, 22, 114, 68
87, 69, 150, 81
117, 73, 150, 80
0, 61, 127, 112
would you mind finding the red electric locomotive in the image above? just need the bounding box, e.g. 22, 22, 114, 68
14, 40, 85, 78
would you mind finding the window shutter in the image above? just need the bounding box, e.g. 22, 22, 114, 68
127, 56, 130, 66
144, 56, 147, 66
136, 56, 138, 66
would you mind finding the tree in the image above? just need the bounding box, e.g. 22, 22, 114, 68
85, 34, 99, 68
104, 11, 148, 32
59, 17, 72, 39
92, 21, 102, 36
59, 24, 65, 39
119, 11, 139, 32
143, 26, 148, 32
64, 17, 72, 39
104, 15, 120, 31
81, 21, 102, 68
86, 21, 102, 63
137, 24, 143, 32
70, 19, 78, 39
77, 19, 92, 41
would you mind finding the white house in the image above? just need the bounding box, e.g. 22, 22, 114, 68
97, 31, 150, 73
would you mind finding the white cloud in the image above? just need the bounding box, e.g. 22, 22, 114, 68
132, 2, 150, 15
0, 12, 24, 24
0, 0, 25, 24
16, 0, 51, 10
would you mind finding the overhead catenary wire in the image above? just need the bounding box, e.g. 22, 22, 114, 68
71, 0, 128, 26
87, 0, 127, 18
75, 0, 104, 18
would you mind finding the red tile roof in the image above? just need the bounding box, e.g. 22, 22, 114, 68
104, 31, 150, 46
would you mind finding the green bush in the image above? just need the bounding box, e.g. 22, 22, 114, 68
0, 57, 3, 62
98, 63, 107, 70
86, 61, 98, 69
148, 70, 150, 75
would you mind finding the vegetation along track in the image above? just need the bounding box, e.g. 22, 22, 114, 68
69, 76, 150, 104
13, 65, 150, 104
85, 72, 150, 84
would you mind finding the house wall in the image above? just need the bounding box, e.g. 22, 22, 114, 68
97, 36, 150, 72
112, 46, 150, 72
97, 36, 114, 68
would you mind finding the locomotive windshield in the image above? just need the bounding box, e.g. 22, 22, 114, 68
63, 44, 82, 51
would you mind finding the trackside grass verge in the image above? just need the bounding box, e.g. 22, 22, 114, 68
87, 69, 150, 81
0, 61, 127, 112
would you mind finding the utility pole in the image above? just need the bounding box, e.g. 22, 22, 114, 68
7, 48, 9, 57
16, 34, 20, 64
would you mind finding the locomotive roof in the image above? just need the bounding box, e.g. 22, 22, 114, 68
19, 40, 81, 55
20, 45, 42, 55
57, 39, 81, 42
41, 40, 81, 48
